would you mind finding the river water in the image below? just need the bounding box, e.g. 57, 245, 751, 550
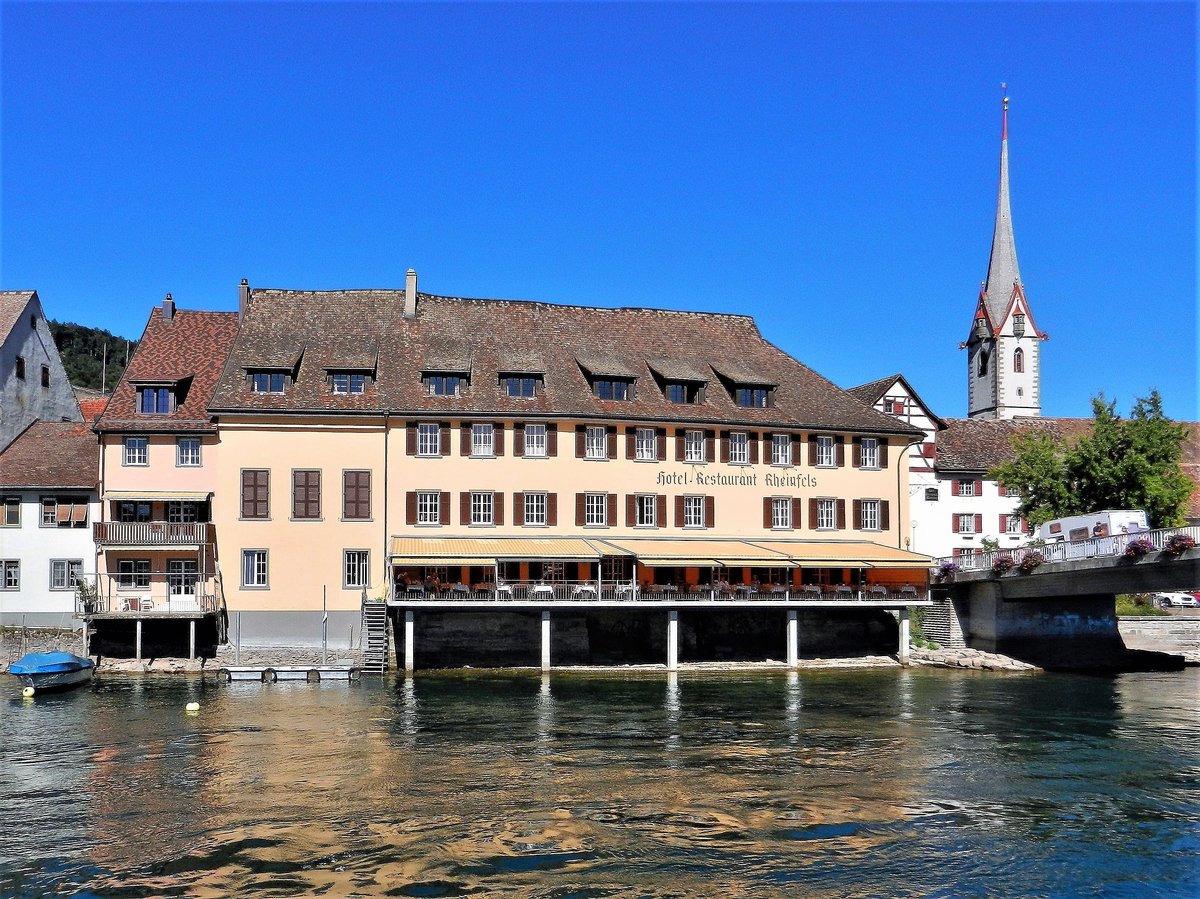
1, 668, 1197, 897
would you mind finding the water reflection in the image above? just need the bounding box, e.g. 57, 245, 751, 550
0, 669, 1196, 897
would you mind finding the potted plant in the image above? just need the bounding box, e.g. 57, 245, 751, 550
991, 556, 1015, 575
1163, 533, 1196, 555
935, 561, 960, 583
1124, 536, 1155, 558
1018, 551, 1045, 572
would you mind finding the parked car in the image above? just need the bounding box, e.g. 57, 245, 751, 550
1151, 592, 1199, 608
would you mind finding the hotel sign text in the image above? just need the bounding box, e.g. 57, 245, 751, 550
656, 470, 818, 489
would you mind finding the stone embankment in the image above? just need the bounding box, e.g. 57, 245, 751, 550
908, 646, 1039, 672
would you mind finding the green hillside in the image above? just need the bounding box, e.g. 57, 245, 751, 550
49, 320, 137, 393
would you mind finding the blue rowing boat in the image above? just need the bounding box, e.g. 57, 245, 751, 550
9, 652, 94, 693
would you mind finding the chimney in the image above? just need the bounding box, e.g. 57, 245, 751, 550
162, 293, 175, 322
403, 268, 418, 320
238, 278, 250, 321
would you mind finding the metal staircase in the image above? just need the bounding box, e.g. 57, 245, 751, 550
361, 602, 390, 673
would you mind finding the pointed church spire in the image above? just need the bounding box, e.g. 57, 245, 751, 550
982, 85, 1021, 326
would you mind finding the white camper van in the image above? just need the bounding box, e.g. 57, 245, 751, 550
1038, 510, 1149, 559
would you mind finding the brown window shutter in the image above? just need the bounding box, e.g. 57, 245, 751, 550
292, 471, 305, 518
515, 492, 525, 525
494, 424, 505, 456
879, 440, 889, 468
975, 513, 983, 533
494, 492, 504, 526
835, 436, 845, 466
749, 433, 759, 464
607, 426, 617, 459
656, 495, 666, 528
999, 514, 1006, 532
809, 498, 818, 529
975, 479, 984, 495
656, 428, 666, 461
951, 512, 959, 533
343, 471, 353, 519
575, 493, 585, 526
952, 480, 960, 497
704, 496, 715, 529
606, 493, 616, 525
406, 423, 417, 455
705, 430, 716, 462
625, 428, 635, 460
880, 501, 890, 530
406, 491, 417, 525
547, 493, 558, 526
575, 425, 586, 458
439, 423, 451, 456
853, 499, 863, 529
626, 494, 636, 526
675, 431, 685, 461
547, 424, 558, 456
807, 437, 818, 466
720, 431, 730, 463
836, 498, 846, 529
460, 492, 470, 525
792, 497, 803, 528
460, 424, 471, 456
763, 497, 772, 528
852, 437, 862, 468
674, 496, 685, 527
440, 492, 450, 525
514, 424, 525, 457
240, 470, 254, 518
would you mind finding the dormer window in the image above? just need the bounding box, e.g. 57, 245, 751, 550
593, 379, 632, 401
665, 382, 702, 404
250, 372, 287, 393
138, 385, 175, 414
331, 372, 368, 394
735, 386, 771, 408
424, 374, 466, 397
502, 375, 543, 398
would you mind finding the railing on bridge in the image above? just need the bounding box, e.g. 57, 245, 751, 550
935, 525, 1200, 574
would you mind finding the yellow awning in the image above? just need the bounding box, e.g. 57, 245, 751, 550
599, 538, 795, 567
746, 539, 932, 568
389, 537, 611, 563
102, 490, 211, 502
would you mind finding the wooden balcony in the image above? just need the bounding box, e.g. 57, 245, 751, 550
93, 521, 214, 546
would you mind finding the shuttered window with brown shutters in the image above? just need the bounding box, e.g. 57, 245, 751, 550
575, 493, 586, 526
460, 492, 471, 525
494, 424, 506, 456
720, 431, 730, 463
704, 496, 715, 529
292, 470, 321, 519
626, 494, 637, 526
406, 423, 417, 455
852, 438, 862, 468
674, 495, 685, 527
606, 493, 617, 525
835, 436, 845, 467
575, 425, 587, 458
879, 439, 889, 468
655, 428, 667, 461
749, 432, 759, 464
763, 497, 773, 529
546, 424, 558, 457
606, 426, 618, 459
836, 499, 847, 529
241, 469, 269, 519
514, 424, 525, 457
675, 430, 685, 461
515, 491, 526, 525
405, 491, 418, 526
547, 492, 558, 526
343, 470, 371, 520
494, 492, 505, 526
853, 499, 863, 529
460, 424, 472, 457
439, 423, 451, 456
880, 500, 890, 531
440, 492, 450, 525
625, 428, 636, 460
791, 497, 803, 529
655, 495, 667, 528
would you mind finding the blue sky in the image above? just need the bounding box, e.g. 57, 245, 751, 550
1, 2, 1195, 420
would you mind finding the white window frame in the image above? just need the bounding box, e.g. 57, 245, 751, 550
635, 494, 656, 527
635, 427, 656, 461
523, 424, 547, 458
772, 434, 792, 466
683, 495, 705, 528
167, 559, 197, 596
416, 491, 441, 525
50, 559, 83, 591
728, 432, 749, 465
957, 513, 977, 534
471, 423, 495, 457
771, 497, 791, 529
2, 497, 19, 527
470, 491, 494, 526
958, 480, 976, 497
242, 549, 269, 588
344, 550, 369, 589
417, 423, 441, 457
1, 559, 19, 590
815, 435, 835, 467
524, 492, 547, 526
584, 493, 607, 526
860, 499, 881, 530
585, 426, 607, 460
860, 438, 879, 469
332, 373, 367, 395
816, 498, 836, 530
1005, 514, 1023, 535
176, 437, 201, 467
123, 436, 148, 466
684, 430, 705, 463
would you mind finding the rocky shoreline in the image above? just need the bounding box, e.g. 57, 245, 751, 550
908, 647, 1040, 672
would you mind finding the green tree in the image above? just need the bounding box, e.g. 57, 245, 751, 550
991, 390, 1195, 528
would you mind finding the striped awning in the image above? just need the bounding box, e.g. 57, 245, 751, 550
747, 539, 932, 569
390, 537, 612, 564
102, 490, 211, 502
598, 538, 795, 568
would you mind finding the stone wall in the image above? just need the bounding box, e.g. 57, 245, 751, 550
0, 627, 85, 672
1117, 616, 1200, 641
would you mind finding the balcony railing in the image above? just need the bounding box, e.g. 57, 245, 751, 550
393, 580, 928, 603
934, 525, 1200, 574
79, 591, 220, 615
94, 521, 214, 546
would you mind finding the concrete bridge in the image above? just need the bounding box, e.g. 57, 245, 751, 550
929, 526, 1199, 670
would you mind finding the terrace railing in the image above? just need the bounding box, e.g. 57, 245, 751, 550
394, 580, 928, 603
93, 521, 214, 546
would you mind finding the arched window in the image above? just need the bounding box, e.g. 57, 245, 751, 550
1013, 347, 1024, 373
977, 349, 989, 377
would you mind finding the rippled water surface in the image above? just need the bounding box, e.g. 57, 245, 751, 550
2, 668, 1198, 897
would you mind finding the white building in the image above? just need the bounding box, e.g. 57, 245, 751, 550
0, 290, 82, 452
0, 421, 100, 627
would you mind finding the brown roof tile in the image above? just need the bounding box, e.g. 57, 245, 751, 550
209, 288, 923, 436
95, 308, 240, 433
0, 421, 98, 489
0, 290, 35, 344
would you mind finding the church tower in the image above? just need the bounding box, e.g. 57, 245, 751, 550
965, 89, 1047, 419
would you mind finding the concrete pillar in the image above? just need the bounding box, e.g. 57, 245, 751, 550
188, 620, 196, 660
404, 610, 415, 673
135, 618, 142, 661
541, 610, 551, 672
898, 608, 911, 665
667, 610, 679, 671
786, 609, 798, 667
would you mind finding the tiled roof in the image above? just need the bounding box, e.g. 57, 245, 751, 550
0, 290, 35, 344
94, 308, 240, 433
209, 287, 924, 436
0, 421, 97, 489
847, 374, 903, 407
937, 417, 1093, 472
78, 397, 109, 421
